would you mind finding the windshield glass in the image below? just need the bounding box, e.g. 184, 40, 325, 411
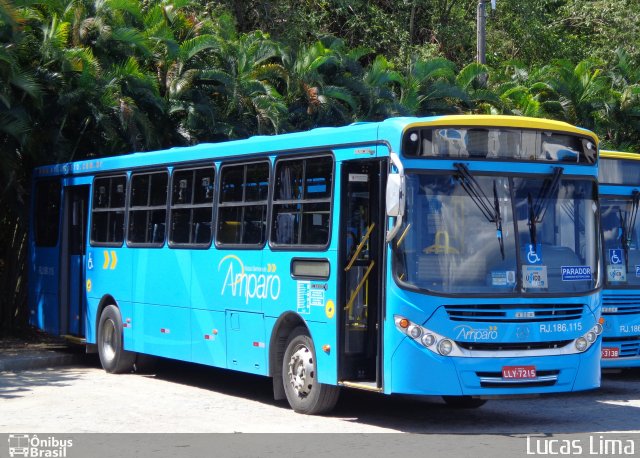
601, 196, 640, 287
393, 172, 517, 294
512, 177, 599, 293
393, 172, 600, 295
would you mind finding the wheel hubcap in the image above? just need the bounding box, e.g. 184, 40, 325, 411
102, 318, 116, 362
287, 344, 314, 397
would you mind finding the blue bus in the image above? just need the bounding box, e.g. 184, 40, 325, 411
598, 150, 640, 369
29, 115, 603, 414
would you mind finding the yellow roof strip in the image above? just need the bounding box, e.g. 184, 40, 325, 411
600, 150, 640, 161
404, 115, 599, 144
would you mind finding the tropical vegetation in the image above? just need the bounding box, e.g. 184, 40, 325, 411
1, 0, 639, 333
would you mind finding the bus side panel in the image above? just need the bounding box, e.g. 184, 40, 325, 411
262, 248, 339, 385
191, 309, 227, 367
226, 311, 267, 375
29, 247, 61, 335
132, 248, 191, 308
139, 303, 191, 360
84, 246, 133, 343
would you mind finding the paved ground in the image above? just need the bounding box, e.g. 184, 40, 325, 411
1, 353, 639, 435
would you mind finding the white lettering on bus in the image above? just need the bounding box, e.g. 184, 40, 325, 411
218, 255, 281, 304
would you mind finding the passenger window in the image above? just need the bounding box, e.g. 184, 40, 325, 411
216, 161, 269, 246
128, 171, 168, 246
271, 155, 333, 247
169, 166, 215, 247
91, 175, 126, 246
34, 180, 61, 247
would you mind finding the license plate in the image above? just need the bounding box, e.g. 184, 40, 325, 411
502, 365, 536, 380
602, 347, 620, 359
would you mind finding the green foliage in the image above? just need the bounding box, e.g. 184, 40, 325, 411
2, 0, 640, 333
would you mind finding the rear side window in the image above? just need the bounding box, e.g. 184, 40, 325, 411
271, 155, 333, 248
169, 166, 215, 247
34, 180, 61, 247
91, 175, 126, 246
216, 161, 269, 246
128, 171, 168, 246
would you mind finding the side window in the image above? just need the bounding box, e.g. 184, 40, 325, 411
34, 180, 61, 247
169, 166, 215, 246
91, 175, 126, 246
216, 161, 269, 246
271, 155, 333, 247
127, 171, 168, 246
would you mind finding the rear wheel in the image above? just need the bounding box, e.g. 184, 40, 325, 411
282, 327, 340, 414
442, 396, 487, 409
97, 305, 135, 374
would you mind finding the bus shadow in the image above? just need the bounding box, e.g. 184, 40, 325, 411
333, 370, 640, 434
147, 359, 640, 434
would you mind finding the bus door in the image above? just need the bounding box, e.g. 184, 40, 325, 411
59, 185, 89, 337
339, 159, 385, 385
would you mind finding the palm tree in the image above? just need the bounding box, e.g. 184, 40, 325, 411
400, 57, 468, 116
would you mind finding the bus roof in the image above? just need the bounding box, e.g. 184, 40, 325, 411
600, 150, 640, 161
33, 115, 598, 178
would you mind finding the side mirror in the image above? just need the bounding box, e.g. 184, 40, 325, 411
386, 173, 404, 217
386, 152, 405, 242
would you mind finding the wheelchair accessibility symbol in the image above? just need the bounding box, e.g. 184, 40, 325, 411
609, 249, 623, 265
87, 252, 94, 270
527, 244, 542, 264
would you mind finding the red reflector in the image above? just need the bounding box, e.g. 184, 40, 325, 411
204, 335, 210, 340
253, 342, 259, 347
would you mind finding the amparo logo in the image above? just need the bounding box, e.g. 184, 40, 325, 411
454, 325, 499, 341
218, 255, 281, 304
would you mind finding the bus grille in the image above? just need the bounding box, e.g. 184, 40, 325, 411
602, 294, 640, 315
444, 304, 584, 323
603, 336, 640, 358
456, 340, 572, 351
476, 370, 559, 388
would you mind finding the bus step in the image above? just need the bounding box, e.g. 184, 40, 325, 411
339, 380, 382, 392
61, 335, 86, 345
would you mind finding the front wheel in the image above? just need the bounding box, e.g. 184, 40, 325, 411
282, 327, 340, 414
97, 304, 135, 374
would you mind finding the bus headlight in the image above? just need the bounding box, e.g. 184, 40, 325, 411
593, 323, 603, 335
437, 339, 454, 356
394, 315, 458, 356
585, 331, 596, 343
421, 334, 436, 347
575, 337, 588, 352
409, 325, 422, 339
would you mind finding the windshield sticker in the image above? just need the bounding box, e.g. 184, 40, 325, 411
491, 271, 516, 287
609, 249, 623, 265
561, 266, 592, 281
607, 265, 627, 282
636, 266, 640, 277
523, 265, 548, 288
525, 243, 543, 264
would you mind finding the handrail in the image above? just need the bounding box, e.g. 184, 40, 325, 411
344, 223, 376, 272
345, 260, 375, 313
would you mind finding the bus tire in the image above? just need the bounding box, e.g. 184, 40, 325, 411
97, 305, 135, 374
282, 327, 340, 415
442, 396, 487, 409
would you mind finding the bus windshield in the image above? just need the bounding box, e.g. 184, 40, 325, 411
393, 171, 600, 295
601, 195, 640, 287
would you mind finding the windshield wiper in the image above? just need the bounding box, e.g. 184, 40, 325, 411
454, 163, 504, 259
620, 190, 640, 268
527, 167, 563, 247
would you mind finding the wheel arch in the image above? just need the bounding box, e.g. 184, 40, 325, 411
95, 294, 119, 342
268, 312, 309, 400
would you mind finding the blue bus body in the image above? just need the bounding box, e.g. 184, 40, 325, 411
28, 115, 603, 412
598, 151, 640, 369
